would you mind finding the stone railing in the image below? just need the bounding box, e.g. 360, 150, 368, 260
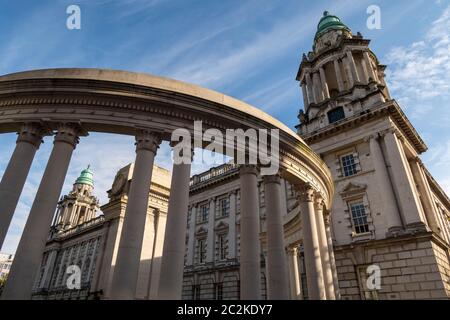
190, 162, 238, 187
51, 215, 105, 240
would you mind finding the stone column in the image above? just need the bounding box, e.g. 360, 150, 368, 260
305, 73, 316, 104
383, 129, 427, 231
312, 72, 324, 102
343, 57, 354, 88
228, 191, 237, 259
301, 81, 309, 107
1, 124, 82, 300
333, 59, 344, 92
186, 205, 197, 265
110, 131, 161, 300
0, 123, 47, 248
297, 183, 326, 300
367, 134, 403, 234
206, 197, 216, 262
363, 51, 377, 82
409, 158, 440, 233
239, 165, 261, 300
346, 51, 360, 83
263, 174, 289, 300
157, 156, 192, 299
148, 210, 167, 299
319, 67, 330, 100
288, 247, 302, 299
314, 195, 335, 300
324, 211, 340, 299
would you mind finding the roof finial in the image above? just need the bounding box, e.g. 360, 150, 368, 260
323, 11, 329, 17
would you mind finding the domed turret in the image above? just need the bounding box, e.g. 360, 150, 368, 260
75, 165, 94, 187
315, 11, 351, 40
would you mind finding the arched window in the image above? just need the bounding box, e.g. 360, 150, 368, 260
327, 107, 345, 124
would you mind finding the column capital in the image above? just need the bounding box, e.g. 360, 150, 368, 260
314, 192, 325, 210
54, 123, 86, 148
239, 164, 259, 176
262, 174, 281, 185
295, 182, 315, 202
16, 123, 50, 148
135, 130, 162, 153
363, 134, 378, 143
379, 127, 399, 138
323, 210, 331, 226
287, 246, 298, 256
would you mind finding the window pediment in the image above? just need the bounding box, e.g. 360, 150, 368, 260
339, 182, 367, 199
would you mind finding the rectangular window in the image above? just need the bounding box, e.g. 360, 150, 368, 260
198, 239, 206, 263
341, 154, 358, 177
218, 234, 227, 260
198, 203, 209, 223
350, 202, 369, 234
217, 197, 230, 218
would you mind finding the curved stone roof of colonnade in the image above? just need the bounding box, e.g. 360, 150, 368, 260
0, 68, 334, 206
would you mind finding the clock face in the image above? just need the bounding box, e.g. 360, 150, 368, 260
111, 174, 126, 195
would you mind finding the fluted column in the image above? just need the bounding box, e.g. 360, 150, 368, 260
319, 67, 330, 100
263, 174, 289, 300
288, 247, 302, 299
110, 131, 161, 300
314, 195, 335, 300
363, 51, 377, 82
301, 81, 309, 107
409, 158, 440, 233
305, 73, 316, 104
312, 72, 324, 102
383, 129, 427, 231
323, 212, 340, 299
297, 183, 326, 300
186, 205, 197, 266
228, 191, 237, 259
157, 149, 192, 299
346, 51, 360, 83
0, 123, 47, 248
1, 124, 83, 300
343, 56, 354, 88
367, 134, 403, 234
239, 165, 261, 300
333, 59, 344, 92
206, 197, 216, 262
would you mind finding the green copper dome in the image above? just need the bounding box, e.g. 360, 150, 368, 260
75, 165, 94, 187
315, 11, 350, 39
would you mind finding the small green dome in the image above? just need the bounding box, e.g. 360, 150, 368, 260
315, 11, 350, 39
75, 165, 94, 187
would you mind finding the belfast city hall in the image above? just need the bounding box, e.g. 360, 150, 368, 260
0, 12, 449, 301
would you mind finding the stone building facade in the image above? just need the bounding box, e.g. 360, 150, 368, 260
22, 12, 450, 300
296, 12, 450, 299
31, 164, 171, 300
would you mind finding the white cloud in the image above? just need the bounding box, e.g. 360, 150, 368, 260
385, 5, 450, 102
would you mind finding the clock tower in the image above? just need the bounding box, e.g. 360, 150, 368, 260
296, 12, 450, 300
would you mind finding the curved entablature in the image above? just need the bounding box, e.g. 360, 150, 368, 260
0, 68, 333, 206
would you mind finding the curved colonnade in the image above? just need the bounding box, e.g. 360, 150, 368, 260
0, 68, 334, 300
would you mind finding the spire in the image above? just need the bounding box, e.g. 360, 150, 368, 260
315, 11, 351, 40
75, 165, 94, 187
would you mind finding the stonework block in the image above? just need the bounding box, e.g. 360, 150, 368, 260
398, 252, 412, 259
411, 249, 428, 258
393, 260, 407, 268
420, 282, 436, 290
414, 291, 431, 299
391, 284, 405, 292
405, 282, 420, 291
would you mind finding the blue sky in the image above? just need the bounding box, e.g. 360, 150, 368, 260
0, 0, 449, 254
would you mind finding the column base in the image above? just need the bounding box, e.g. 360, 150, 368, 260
405, 222, 430, 234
